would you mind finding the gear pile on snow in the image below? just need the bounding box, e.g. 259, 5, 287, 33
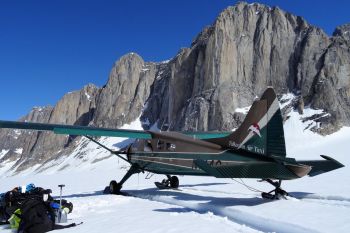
0, 183, 78, 233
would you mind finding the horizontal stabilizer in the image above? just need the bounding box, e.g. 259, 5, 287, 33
298, 155, 345, 177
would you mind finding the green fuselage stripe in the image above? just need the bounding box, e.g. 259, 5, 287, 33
130, 151, 298, 180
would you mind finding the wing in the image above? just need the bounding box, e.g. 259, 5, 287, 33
0, 120, 151, 139
0, 120, 229, 139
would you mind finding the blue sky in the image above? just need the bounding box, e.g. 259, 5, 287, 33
0, 0, 349, 120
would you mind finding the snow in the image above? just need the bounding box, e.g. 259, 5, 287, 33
279, 93, 294, 108
85, 92, 91, 101
1, 113, 350, 233
33, 106, 43, 112
12, 129, 22, 139
148, 121, 160, 131
14, 129, 21, 135
0, 160, 17, 176
14, 148, 23, 154
235, 106, 251, 114
0, 149, 9, 160
141, 117, 151, 126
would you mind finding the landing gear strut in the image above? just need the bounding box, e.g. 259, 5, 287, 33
155, 175, 179, 189
261, 179, 289, 200
108, 163, 142, 195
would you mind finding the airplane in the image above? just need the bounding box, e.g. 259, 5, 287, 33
0, 88, 344, 199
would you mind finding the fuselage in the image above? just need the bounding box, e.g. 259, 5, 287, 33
130, 149, 252, 176
126, 133, 311, 180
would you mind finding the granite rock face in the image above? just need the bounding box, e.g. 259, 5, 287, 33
142, 3, 350, 133
1, 2, 349, 172
0, 106, 53, 165
0, 84, 100, 171
333, 23, 350, 42
93, 53, 156, 128
309, 25, 350, 134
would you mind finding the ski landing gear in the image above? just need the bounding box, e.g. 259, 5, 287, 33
108, 164, 142, 195
261, 179, 289, 200
155, 175, 179, 189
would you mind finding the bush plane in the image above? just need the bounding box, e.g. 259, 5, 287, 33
0, 88, 344, 199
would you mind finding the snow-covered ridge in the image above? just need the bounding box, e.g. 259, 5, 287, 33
14, 148, 23, 155
235, 106, 251, 114
0, 149, 9, 160
85, 92, 91, 101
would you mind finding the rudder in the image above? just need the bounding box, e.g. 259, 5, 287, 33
208, 87, 286, 157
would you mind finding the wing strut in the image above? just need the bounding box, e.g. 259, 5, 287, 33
84, 136, 131, 164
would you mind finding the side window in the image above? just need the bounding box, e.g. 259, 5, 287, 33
133, 139, 140, 149
157, 140, 165, 150
166, 143, 176, 151
144, 140, 152, 152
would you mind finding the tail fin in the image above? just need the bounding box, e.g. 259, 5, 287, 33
209, 87, 286, 157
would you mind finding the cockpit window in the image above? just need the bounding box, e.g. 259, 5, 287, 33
157, 140, 165, 150
144, 140, 152, 152
166, 143, 176, 151
133, 139, 140, 149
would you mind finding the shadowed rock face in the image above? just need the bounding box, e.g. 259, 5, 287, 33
93, 53, 156, 128
1, 2, 349, 172
0, 84, 100, 171
143, 3, 349, 133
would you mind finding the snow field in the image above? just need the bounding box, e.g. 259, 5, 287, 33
1, 101, 350, 233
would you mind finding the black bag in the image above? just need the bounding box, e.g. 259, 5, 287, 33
0, 187, 53, 222
0, 190, 26, 223
17, 199, 55, 233
17, 198, 79, 233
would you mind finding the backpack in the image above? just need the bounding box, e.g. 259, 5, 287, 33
17, 198, 55, 233
0, 188, 52, 222
0, 185, 73, 221
16, 198, 79, 233
0, 190, 25, 223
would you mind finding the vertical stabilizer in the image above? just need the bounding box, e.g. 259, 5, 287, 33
208, 88, 286, 157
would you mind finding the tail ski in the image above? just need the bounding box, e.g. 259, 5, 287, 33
209, 87, 286, 157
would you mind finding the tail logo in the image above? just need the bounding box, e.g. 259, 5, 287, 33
248, 123, 261, 137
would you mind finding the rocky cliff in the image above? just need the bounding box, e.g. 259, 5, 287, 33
142, 2, 350, 134
0, 2, 349, 173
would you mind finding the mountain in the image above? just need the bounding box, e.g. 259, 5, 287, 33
0, 1, 349, 173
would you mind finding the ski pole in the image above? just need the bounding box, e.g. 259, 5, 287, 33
58, 184, 65, 208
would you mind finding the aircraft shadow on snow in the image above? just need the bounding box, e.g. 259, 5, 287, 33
59, 183, 230, 199
60, 182, 270, 208
60, 190, 104, 199
179, 182, 229, 188
126, 184, 272, 211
